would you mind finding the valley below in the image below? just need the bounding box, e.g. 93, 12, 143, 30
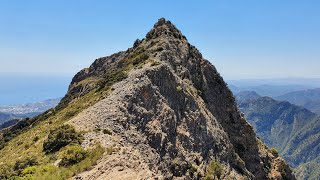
235, 90, 320, 180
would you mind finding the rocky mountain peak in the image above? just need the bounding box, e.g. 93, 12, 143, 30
60, 19, 295, 179
153, 17, 172, 29
0, 18, 295, 179
146, 18, 187, 42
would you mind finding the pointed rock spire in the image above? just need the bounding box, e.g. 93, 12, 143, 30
146, 18, 187, 41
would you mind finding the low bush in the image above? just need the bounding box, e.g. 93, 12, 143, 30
59, 145, 88, 166
118, 47, 149, 68
150, 59, 161, 66
43, 125, 83, 154
103, 129, 112, 135
97, 69, 128, 91
176, 85, 183, 93
204, 160, 223, 180
27, 144, 104, 179
0, 164, 16, 179
33, 136, 39, 142
0, 144, 105, 179
14, 156, 38, 175
94, 128, 101, 133
106, 146, 114, 155
131, 52, 149, 65
22, 165, 37, 175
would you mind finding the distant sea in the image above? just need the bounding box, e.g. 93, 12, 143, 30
0, 73, 72, 106
1, 74, 320, 106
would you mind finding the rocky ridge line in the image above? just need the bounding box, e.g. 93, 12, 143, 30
61, 18, 296, 179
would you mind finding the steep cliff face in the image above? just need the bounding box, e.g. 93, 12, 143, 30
63, 18, 295, 179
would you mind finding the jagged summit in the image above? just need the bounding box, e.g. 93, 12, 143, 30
68, 18, 202, 99
63, 19, 295, 179
145, 18, 187, 41
154, 18, 171, 28
0, 19, 295, 179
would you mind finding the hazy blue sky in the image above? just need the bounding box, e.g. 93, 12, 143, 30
1, 0, 320, 80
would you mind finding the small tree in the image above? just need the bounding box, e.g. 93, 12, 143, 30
133, 39, 141, 48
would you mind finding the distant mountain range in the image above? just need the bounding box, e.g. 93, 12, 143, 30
0, 98, 61, 126
228, 78, 320, 89
0, 119, 19, 130
0, 112, 26, 125
229, 84, 312, 97
236, 91, 320, 179
276, 88, 320, 115
235, 90, 261, 102
229, 83, 320, 115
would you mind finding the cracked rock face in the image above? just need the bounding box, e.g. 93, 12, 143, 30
66, 18, 295, 179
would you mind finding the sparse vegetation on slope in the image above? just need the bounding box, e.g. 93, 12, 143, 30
0, 113, 104, 179
0, 144, 104, 179
0, 44, 153, 180
43, 125, 84, 153
59, 145, 88, 166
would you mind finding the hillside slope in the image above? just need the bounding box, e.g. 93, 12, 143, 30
0, 18, 295, 179
238, 94, 320, 179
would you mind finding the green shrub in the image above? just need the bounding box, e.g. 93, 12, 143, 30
59, 145, 88, 167
132, 52, 149, 65
22, 165, 37, 175
26, 144, 104, 179
66, 144, 104, 173
204, 160, 223, 180
94, 128, 101, 133
64, 109, 79, 118
133, 39, 141, 48
14, 156, 38, 175
97, 69, 128, 91
150, 59, 161, 66
176, 85, 183, 93
118, 48, 149, 68
43, 125, 83, 154
106, 146, 114, 155
33, 136, 39, 142
0, 164, 16, 179
156, 47, 164, 52
103, 129, 112, 135
24, 143, 31, 150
